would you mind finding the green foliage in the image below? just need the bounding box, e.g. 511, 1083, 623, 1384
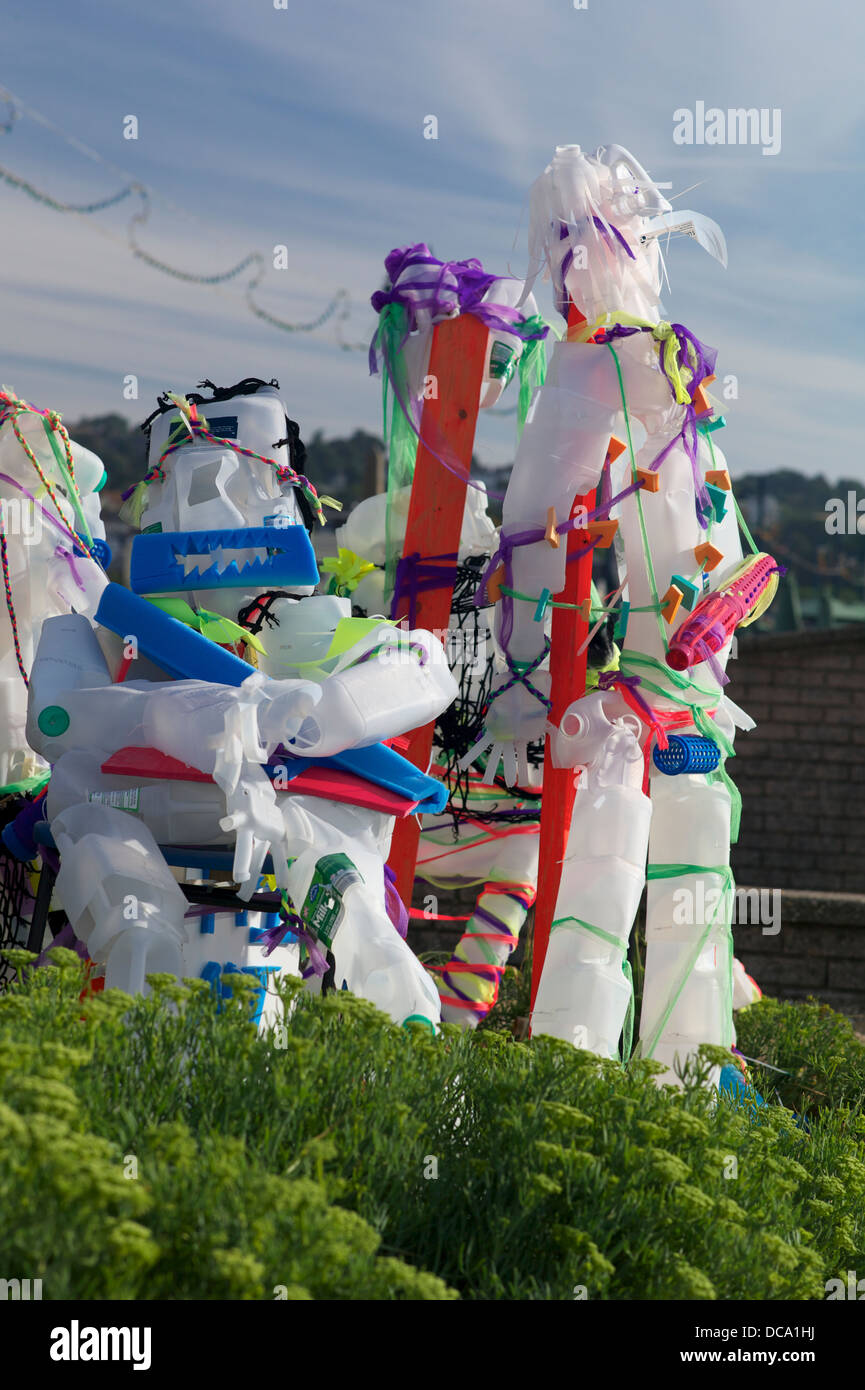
1, 952, 863, 1301
735, 996, 865, 1116
66, 414, 146, 494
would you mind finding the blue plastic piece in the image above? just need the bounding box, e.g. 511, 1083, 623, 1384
95, 584, 256, 684
2, 795, 48, 860
130, 525, 319, 594
269, 743, 449, 815
76, 535, 112, 569
201, 959, 279, 1026
199, 913, 215, 935
719, 1063, 765, 1107
705, 483, 728, 523
653, 734, 721, 776
95, 585, 448, 811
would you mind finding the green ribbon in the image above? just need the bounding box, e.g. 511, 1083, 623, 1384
615, 650, 742, 843
516, 317, 549, 436
606, 343, 669, 655
634, 863, 735, 1062
552, 916, 635, 1064
42, 418, 92, 546
371, 302, 421, 598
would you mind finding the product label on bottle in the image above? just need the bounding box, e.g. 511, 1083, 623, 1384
301, 852, 363, 949
206, 415, 238, 439
87, 786, 141, 812
488, 341, 517, 385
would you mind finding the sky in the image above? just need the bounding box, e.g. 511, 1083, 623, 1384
1, 0, 864, 480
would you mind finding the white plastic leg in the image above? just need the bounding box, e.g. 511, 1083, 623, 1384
639, 769, 734, 1086
531, 761, 652, 1058
51, 801, 187, 996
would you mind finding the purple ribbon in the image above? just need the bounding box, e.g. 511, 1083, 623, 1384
594, 321, 718, 528
592, 216, 637, 261
34, 919, 90, 969
262, 903, 329, 976
390, 551, 458, 628
370, 244, 548, 356
556, 218, 636, 313
383, 863, 409, 939
369, 244, 549, 504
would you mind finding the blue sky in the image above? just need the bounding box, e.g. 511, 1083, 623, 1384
1, 0, 864, 479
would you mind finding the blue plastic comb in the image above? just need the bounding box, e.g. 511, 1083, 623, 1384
130, 526, 319, 594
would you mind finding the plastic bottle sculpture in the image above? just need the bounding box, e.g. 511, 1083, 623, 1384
0, 389, 110, 794
24, 380, 455, 1031
467, 145, 780, 1083
336, 476, 623, 1026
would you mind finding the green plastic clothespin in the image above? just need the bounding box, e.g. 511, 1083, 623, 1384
705, 483, 728, 523
614, 599, 630, 641
671, 574, 701, 612
534, 587, 552, 622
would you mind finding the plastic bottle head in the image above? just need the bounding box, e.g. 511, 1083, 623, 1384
257, 679, 323, 756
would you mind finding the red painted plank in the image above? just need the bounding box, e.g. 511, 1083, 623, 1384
529, 298, 597, 1017
529, 490, 596, 1013
387, 312, 489, 905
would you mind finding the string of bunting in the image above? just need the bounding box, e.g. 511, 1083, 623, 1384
0, 86, 353, 340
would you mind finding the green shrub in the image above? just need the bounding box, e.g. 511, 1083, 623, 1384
735, 995, 865, 1116
1, 947, 864, 1300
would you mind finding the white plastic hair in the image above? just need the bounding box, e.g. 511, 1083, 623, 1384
521, 143, 724, 323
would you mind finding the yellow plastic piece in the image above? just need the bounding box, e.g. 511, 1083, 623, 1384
719, 552, 781, 627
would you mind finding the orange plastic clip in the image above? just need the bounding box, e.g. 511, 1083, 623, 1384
585, 519, 619, 549
486, 564, 505, 602
691, 384, 712, 418
705, 469, 731, 491
545, 507, 560, 548
694, 542, 724, 572
606, 436, 627, 463
636, 468, 660, 493
660, 585, 684, 625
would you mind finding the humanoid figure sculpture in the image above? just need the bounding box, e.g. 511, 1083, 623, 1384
468, 145, 776, 1081
26, 380, 454, 1030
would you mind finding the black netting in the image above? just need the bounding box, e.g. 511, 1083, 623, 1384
433, 555, 618, 834
434, 557, 543, 830
0, 795, 37, 988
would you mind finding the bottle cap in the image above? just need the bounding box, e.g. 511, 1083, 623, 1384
37, 705, 70, 736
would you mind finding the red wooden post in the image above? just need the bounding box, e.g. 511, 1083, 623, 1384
529, 299, 597, 1015
387, 311, 489, 906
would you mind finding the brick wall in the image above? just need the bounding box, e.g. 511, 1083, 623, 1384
730, 625, 865, 894
412, 630, 865, 1015
733, 889, 865, 1016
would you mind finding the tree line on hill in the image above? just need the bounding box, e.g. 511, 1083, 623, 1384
69, 412, 865, 615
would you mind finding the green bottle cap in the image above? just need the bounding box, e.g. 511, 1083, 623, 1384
37, 705, 70, 736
